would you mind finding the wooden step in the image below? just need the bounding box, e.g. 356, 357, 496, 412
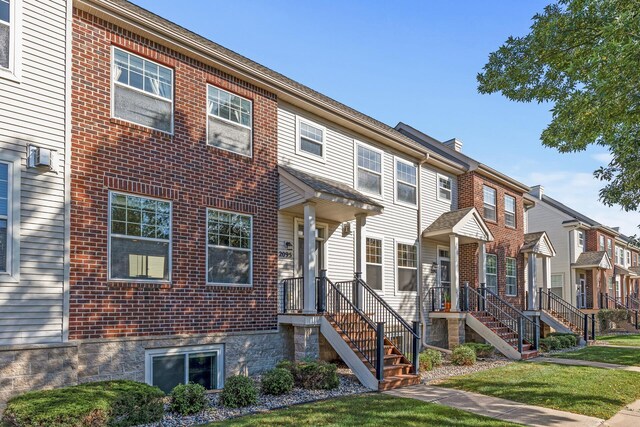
520, 350, 539, 360
382, 363, 413, 377
378, 374, 421, 391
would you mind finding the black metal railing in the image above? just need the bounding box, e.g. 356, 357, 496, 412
600, 292, 639, 329
539, 288, 590, 341
281, 277, 304, 313
627, 295, 640, 311
426, 286, 452, 312
462, 283, 539, 353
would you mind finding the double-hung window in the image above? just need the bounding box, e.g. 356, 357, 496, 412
483, 186, 496, 221
607, 239, 613, 258
395, 159, 417, 206
578, 231, 584, 249
437, 174, 452, 201
146, 345, 224, 394
506, 257, 517, 296
207, 85, 252, 156
356, 143, 383, 196
207, 209, 252, 285
366, 237, 383, 291
504, 195, 516, 228
112, 48, 173, 133
109, 192, 171, 282
397, 242, 417, 292
599, 235, 605, 251
0, 0, 12, 70
297, 118, 325, 159
485, 254, 497, 294
626, 250, 631, 267
0, 162, 9, 273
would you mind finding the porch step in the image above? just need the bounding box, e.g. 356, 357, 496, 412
378, 374, 422, 391
469, 311, 537, 359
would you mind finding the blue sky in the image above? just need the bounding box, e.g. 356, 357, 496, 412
132, 0, 638, 235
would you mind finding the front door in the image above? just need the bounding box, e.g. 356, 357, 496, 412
577, 277, 586, 309
294, 220, 327, 277
437, 248, 451, 309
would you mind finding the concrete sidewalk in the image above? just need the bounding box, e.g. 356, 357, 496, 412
384, 384, 604, 427
606, 399, 640, 427
534, 357, 640, 372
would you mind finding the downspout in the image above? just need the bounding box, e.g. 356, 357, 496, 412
568, 229, 574, 306
417, 154, 429, 349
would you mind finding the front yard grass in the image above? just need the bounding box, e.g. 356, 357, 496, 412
207, 394, 521, 426
597, 334, 640, 347
434, 362, 640, 419
551, 346, 640, 366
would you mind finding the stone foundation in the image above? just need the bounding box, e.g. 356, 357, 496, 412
293, 326, 320, 361
447, 318, 466, 348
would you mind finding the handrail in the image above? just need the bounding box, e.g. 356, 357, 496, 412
627, 295, 640, 311
601, 293, 639, 329
539, 288, 586, 339
462, 284, 538, 352
427, 286, 451, 312
281, 277, 304, 313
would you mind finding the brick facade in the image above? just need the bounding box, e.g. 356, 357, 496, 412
70, 9, 279, 340
457, 172, 526, 308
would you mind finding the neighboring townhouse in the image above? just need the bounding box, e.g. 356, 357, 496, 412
613, 234, 640, 309
0, 0, 72, 407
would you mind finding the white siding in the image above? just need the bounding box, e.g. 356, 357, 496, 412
0, 0, 69, 345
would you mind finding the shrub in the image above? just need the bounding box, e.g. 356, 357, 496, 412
462, 343, 495, 358
220, 375, 258, 408
540, 336, 561, 351
276, 359, 339, 390
1, 380, 164, 427
261, 368, 294, 396
451, 346, 476, 366
169, 383, 207, 415
598, 309, 631, 331
419, 349, 443, 371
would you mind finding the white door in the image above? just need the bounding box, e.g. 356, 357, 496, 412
436, 248, 451, 308
577, 278, 586, 309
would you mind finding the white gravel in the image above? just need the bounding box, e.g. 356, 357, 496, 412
422, 357, 513, 383
138, 368, 368, 427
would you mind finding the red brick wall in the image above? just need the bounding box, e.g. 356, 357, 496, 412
457, 172, 525, 308
70, 10, 279, 340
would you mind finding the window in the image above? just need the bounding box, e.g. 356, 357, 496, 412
437, 174, 452, 202
297, 118, 324, 159
626, 250, 631, 267
551, 274, 564, 288
146, 345, 224, 394
356, 143, 382, 196
483, 186, 496, 221
485, 254, 497, 294
607, 239, 613, 258
504, 195, 516, 228
0, 162, 8, 272
396, 242, 417, 292
395, 159, 417, 206
616, 247, 623, 265
578, 231, 584, 249
0, 0, 11, 70
109, 192, 171, 282
207, 209, 252, 285
506, 257, 517, 296
207, 85, 252, 156
599, 235, 605, 251
366, 237, 383, 291
112, 48, 173, 133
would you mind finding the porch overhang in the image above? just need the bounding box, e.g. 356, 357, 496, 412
571, 251, 612, 270
422, 207, 494, 244
279, 165, 384, 222
521, 231, 556, 257
615, 265, 639, 278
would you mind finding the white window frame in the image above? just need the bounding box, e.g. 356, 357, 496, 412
107, 191, 172, 283
626, 250, 631, 267
504, 194, 516, 228
436, 173, 453, 202
206, 84, 253, 157
394, 157, 417, 208
505, 257, 517, 296
0, 0, 22, 82
599, 235, 605, 251
145, 344, 225, 390
365, 234, 385, 294
395, 239, 417, 294
354, 141, 384, 199
551, 273, 564, 288
295, 116, 326, 162
110, 46, 174, 134
206, 208, 253, 287
607, 239, 613, 258
483, 185, 497, 222
578, 231, 585, 249
0, 155, 19, 280
485, 254, 498, 294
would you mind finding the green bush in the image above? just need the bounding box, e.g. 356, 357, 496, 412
261, 368, 294, 396
220, 375, 258, 408
451, 346, 476, 366
462, 343, 495, 358
540, 336, 562, 351
1, 380, 164, 427
169, 383, 207, 415
598, 309, 631, 331
419, 349, 444, 371
276, 359, 339, 390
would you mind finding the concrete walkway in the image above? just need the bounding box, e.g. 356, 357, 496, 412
606, 399, 640, 427
384, 384, 604, 427
534, 357, 640, 372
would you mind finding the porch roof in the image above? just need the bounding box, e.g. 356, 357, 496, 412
572, 251, 612, 269
522, 231, 556, 257
279, 165, 384, 222
615, 265, 639, 278
423, 207, 494, 242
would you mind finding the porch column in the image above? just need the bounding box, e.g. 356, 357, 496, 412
303, 202, 317, 314
478, 242, 486, 286
450, 234, 459, 311
355, 214, 367, 278
527, 253, 536, 310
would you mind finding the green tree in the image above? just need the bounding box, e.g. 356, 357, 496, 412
478, 0, 640, 228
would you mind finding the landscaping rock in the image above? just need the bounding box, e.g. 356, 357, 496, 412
422, 358, 512, 383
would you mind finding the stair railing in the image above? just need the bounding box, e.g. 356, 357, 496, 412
462, 283, 539, 353
539, 288, 589, 341
601, 292, 639, 329
281, 277, 304, 313
627, 295, 640, 311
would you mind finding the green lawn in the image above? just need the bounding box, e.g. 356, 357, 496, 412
434, 362, 640, 419
551, 346, 640, 366
597, 334, 640, 347
206, 394, 520, 426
